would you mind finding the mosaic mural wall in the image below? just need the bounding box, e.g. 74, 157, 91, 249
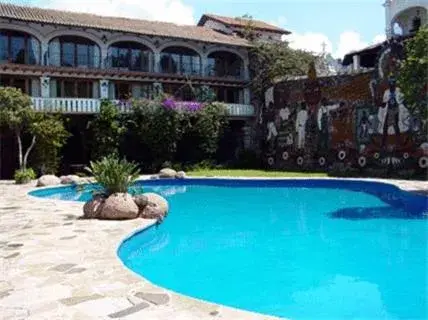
261, 41, 428, 176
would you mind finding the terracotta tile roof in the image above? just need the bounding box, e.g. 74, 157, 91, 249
198, 14, 290, 34
0, 3, 251, 47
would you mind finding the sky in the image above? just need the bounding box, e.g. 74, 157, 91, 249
7, 0, 387, 60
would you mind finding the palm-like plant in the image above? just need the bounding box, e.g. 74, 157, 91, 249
85, 155, 140, 197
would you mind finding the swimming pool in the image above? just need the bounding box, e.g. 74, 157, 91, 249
30, 179, 428, 319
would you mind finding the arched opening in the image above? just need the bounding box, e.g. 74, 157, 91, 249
107, 41, 153, 72
160, 46, 201, 76
391, 6, 427, 37
48, 35, 100, 68
0, 29, 41, 65
207, 51, 244, 79
392, 22, 403, 36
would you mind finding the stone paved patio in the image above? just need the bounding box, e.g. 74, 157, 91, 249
0, 178, 427, 320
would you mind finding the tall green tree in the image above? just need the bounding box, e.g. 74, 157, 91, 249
0, 87, 70, 173
89, 100, 126, 161
398, 26, 428, 118
241, 15, 315, 102
31, 114, 70, 174
0, 87, 38, 170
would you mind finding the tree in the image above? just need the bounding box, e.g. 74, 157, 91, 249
127, 98, 184, 170
0, 87, 38, 170
242, 16, 315, 102
0, 87, 70, 174
31, 113, 69, 174
89, 100, 126, 161
398, 26, 428, 118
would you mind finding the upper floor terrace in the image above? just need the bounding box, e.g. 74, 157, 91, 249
0, 3, 251, 81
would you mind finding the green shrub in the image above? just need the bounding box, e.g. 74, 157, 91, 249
30, 114, 69, 174
85, 155, 140, 197
14, 168, 36, 184
89, 100, 126, 161
125, 99, 228, 171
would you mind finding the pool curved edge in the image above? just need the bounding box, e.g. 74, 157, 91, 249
114, 222, 285, 320
21, 177, 427, 319
28, 176, 427, 199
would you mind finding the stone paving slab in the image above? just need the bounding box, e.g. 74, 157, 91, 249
0, 177, 426, 319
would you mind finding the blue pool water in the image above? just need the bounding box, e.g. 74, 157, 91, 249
30, 179, 428, 319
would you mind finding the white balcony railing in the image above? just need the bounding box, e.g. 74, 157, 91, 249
30, 98, 255, 117
31, 97, 102, 113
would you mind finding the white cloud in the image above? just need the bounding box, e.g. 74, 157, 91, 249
38, 0, 195, 25
283, 32, 333, 55
372, 34, 386, 44
285, 30, 387, 60
334, 31, 368, 59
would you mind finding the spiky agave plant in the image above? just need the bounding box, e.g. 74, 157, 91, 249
84, 155, 141, 197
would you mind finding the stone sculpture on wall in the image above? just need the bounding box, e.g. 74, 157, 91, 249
261, 39, 427, 176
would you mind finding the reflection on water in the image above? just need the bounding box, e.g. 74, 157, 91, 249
150, 186, 188, 197
329, 205, 427, 220
128, 228, 170, 259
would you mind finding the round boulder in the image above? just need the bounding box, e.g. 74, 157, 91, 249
82, 195, 105, 219
36, 175, 61, 187
100, 193, 139, 220
159, 168, 177, 178
133, 195, 149, 210
60, 175, 81, 185
143, 193, 169, 215
175, 171, 186, 179
140, 205, 165, 221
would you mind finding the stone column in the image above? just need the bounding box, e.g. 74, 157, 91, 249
243, 61, 250, 80
352, 55, 360, 73
41, 41, 49, 66
384, 0, 393, 38
201, 55, 208, 77
100, 46, 108, 69
99, 80, 109, 99
40, 76, 50, 98
243, 87, 251, 105
153, 51, 161, 73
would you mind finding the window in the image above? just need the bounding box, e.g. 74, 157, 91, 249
115, 82, 132, 100
49, 36, 100, 68
62, 42, 74, 67
54, 79, 96, 98
77, 82, 91, 98
77, 44, 89, 67
214, 87, 241, 103
0, 33, 8, 62
0, 30, 41, 65
0, 77, 30, 94
63, 81, 75, 97
160, 47, 200, 75
207, 51, 243, 79
107, 42, 152, 71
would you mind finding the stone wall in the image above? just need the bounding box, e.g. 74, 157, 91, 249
260, 41, 427, 178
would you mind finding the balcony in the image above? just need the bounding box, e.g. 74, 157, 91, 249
205, 64, 246, 80
160, 62, 201, 76
30, 97, 255, 117
104, 56, 153, 73
47, 53, 101, 69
